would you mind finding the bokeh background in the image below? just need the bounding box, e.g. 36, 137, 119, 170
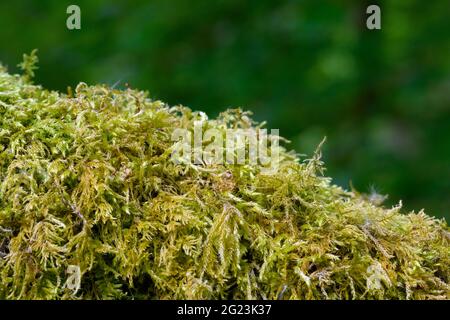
0, 0, 449, 220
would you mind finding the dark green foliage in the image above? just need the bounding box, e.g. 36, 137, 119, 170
0, 54, 449, 299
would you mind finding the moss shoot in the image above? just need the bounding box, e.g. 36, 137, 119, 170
0, 52, 448, 299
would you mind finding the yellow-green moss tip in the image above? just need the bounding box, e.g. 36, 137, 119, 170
0, 54, 448, 299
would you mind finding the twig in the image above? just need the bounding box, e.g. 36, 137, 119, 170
54, 180, 87, 227
360, 223, 393, 259
67, 201, 87, 226
0, 226, 12, 233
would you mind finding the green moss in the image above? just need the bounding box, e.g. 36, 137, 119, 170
0, 52, 448, 299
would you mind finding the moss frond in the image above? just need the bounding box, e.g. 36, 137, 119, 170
0, 54, 448, 300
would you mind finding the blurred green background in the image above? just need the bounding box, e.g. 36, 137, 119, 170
0, 0, 449, 220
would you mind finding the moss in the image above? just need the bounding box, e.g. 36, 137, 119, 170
0, 52, 448, 300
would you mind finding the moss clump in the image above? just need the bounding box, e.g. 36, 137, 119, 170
0, 52, 449, 300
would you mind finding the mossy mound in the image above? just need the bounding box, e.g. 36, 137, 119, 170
0, 52, 449, 299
